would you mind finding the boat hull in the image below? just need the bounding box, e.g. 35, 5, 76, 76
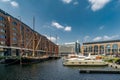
63, 60, 108, 66
21, 57, 49, 64
3, 57, 49, 65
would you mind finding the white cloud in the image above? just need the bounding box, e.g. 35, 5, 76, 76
1, 0, 10, 2
45, 35, 59, 42
52, 21, 64, 29
61, 0, 79, 6
99, 25, 104, 30
88, 0, 111, 11
64, 26, 71, 31
103, 35, 119, 40
62, 0, 72, 4
10, 1, 19, 7
51, 21, 72, 32
0, 0, 19, 7
73, 1, 79, 5
93, 36, 102, 41
93, 35, 119, 41
65, 42, 75, 45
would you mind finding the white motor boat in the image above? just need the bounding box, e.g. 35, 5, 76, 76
63, 53, 107, 66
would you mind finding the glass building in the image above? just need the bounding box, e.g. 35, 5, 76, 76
59, 40, 80, 56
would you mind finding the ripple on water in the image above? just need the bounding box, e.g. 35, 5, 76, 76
0, 59, 120, 80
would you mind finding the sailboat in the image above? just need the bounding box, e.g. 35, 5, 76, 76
20, 17, 49, 64
4, 17, 49, 65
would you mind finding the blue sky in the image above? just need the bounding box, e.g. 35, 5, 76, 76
0, 0, 120, 44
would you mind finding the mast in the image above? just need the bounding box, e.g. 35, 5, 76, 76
18, 16, 22, 64
56, 34, 57, 45
32, 16, 35, 57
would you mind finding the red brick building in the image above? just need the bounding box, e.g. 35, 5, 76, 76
0, 9, 58, 57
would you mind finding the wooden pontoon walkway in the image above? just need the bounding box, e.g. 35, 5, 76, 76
79, 69, 120, 74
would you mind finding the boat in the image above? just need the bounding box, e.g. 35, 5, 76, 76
63, 53, 107, 66
21, 56, 49, 64
3, 17, 49, 65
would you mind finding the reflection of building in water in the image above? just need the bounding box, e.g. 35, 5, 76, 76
59, 40, 80, 56
81, 40, 120, 56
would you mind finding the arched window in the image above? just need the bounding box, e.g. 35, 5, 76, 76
112, 44, 118, 54
94, 45, 98, 53
100, 45, 104, 54
106, 44, 111, 54
88, 46, 92, 52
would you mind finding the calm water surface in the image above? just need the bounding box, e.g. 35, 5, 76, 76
0, 59, 120, 80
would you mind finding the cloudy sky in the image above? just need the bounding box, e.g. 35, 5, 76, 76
0, 0, 120, 44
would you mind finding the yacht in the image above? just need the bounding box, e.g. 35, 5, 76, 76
63, 53, 107, 66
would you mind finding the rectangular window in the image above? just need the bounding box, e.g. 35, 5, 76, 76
0, 23, 5, 27
0, 29, 5, 33
13, 37, 17, 41
12, 22, 17, 26
12, 27, 17, 31
0, 35, 6, 39
0, 16, 5, 21
13, 32, 17, 36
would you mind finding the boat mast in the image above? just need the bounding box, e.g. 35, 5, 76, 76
32, 16, 35, 57
19, 16, 22, 64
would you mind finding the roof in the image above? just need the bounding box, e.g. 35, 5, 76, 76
83, 40, 120, 45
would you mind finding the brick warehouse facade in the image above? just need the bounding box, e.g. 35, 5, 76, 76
0, 9, 58, 57
81, 40, 120, 56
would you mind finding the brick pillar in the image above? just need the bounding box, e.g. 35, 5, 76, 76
92, 45, 94, 55
110, 44, 112, 55
98, 45, 100, 55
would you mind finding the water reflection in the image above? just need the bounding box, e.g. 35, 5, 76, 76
0, 59, 120, 80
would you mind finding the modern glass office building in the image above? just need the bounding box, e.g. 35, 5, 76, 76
59, 41, 80, 56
